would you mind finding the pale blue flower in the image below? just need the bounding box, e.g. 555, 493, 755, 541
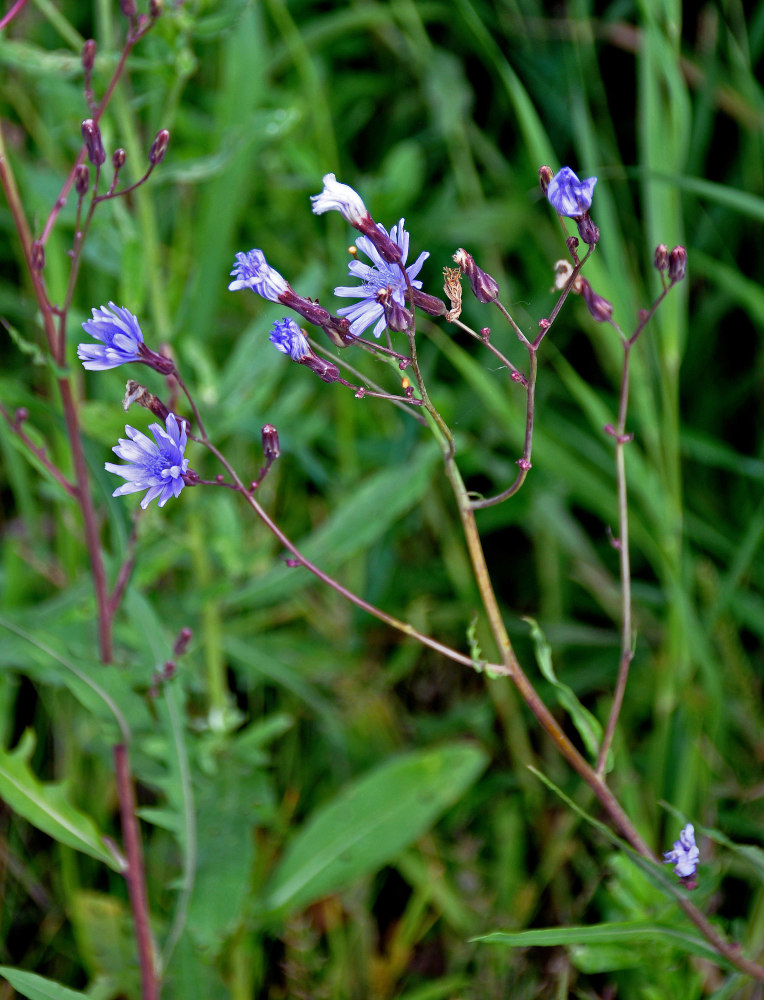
546, 167, 597, 218
334, 219, 428, 338
663, 823, 699, 878
77, 302, 144, 370
269, 318, 310, 360
228, 249, 289, 301
106, 413, 189, 509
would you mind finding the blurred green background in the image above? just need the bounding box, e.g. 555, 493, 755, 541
1, 0, 763, 996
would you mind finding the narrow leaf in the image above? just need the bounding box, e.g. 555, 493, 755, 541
0, 735, 121, 871
261, 743, 487, 918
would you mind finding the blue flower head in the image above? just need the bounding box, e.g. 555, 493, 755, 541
334, 219, 428, 338
546, 167, 597, 218
663, 823, 699, 879
106, 412, 189, 509
228, 249, 289, 302
269, 318, 310, 361
77, 302, 145, 370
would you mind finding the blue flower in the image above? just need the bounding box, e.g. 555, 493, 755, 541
105, 413, 189, 509
334, 219, 428, 338
77, 302, 145, 370
269, 318, 310, 360
228, 249, 289, 301
546, 167, 597, 218
663, 823, 699, 878
310, 173, 368, 225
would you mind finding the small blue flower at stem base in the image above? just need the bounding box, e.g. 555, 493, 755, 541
269, 318, 310, 361
663, 823, 700, 879
77, 302, 145, 370
228, 249, 289, 301
105, 412, 190, 509
334, 219, 428, 338
546, 167, 597, 218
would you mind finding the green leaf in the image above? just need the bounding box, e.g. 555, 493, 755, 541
261, 743, 488, 918
0, 968, 90, 1000
0, 733, 121, 871
524, 617, 604, 763
474, 920, 723, 963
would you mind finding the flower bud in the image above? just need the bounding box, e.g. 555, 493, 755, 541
377, 287, 413, 332
149, 0, 162, 17
30, 240, 45, 271
74, 163, 90, 195
149, 129, 170, 165
173, 627, 193, 656
575, 213, 600, 246
301, 354, 341, 383
112, 147, 126, 170
81, 119, 106, 166
119, 0, 137, 16
452, 248, 499, 303
668, 245, 687, 283
410, 288, 447, 317
538, 165, 554, 195
654, 244, 669, 272
82, 39, 96, 73
580, 278, 613, 323
261, 424, 280, 461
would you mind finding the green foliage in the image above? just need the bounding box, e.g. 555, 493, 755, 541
1, 0, 764, 997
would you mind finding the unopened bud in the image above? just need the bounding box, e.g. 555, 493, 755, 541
81, 119, 105, 166
119, 0, 137, 16
377, 287, 413, 332
580, 278, 613, 323
301, 354, 341, 383
30, 240, 45, 271
538, 165, 554, 195
149, 129, 170, 165
112, 148, 126, 170
172, 627, 193, 656
410, 289, 447, 317
261, 424, 280, 461
668, 245, 687, 283
575, 213, 600, 246
654, 244, 669, 271
82, 39, 96, 73
74, 163, 90, 196
453, 248, 499, 303
149, 0, 162, 16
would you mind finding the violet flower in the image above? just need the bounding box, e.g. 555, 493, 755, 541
106, 413, 190, 509
78, 303, 145, 370
334, 219, 428, 338
663, 823, 699, 879
546, 167, 597, 219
